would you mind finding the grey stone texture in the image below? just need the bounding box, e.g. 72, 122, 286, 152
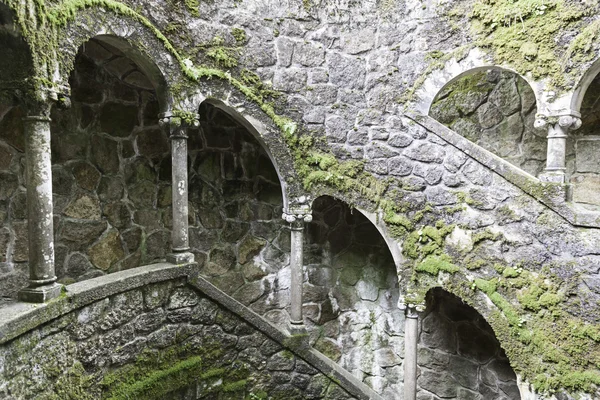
417, 289, 518, 400
430, 70, 545, 178
0, 278, 357, 399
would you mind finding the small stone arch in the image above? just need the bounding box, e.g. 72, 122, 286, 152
56, 9, 181, 112
410, 47, 542, 116
419, 287, 522, 400
199, 97, 301, 211
305, 194, 405, 396
428, 66, 545, 177
307, 193, 403, 271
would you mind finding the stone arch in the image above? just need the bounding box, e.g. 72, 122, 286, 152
429, 67, 545, 177
564, 60, 600, 208
305, 194, 404, 397
419, 287, 521, 400
410, 47, 541, 116
307, 193, 403, 270
46, 34, 173, 283
186, 100, 290, 323
199, 98, 293, 210
56, 10, 181, 111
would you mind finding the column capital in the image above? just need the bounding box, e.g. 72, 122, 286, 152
282, 206, 312, 225
159, 111, 200, 139
398, 299, 426, 318
534, 112, 582, 132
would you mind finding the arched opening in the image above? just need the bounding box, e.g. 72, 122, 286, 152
429, 69, 544, 177
0, 4, 35, 300
47, 36, 169, 284
306, 195, 403, 397
188, 101, 289, 313
419, 288, 520, 399
569, 67, 600, 209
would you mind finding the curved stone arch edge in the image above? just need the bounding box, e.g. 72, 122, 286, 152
407, 47, 589, 119
570, 57, 600, 116
57, 12, 180, 113
0, 262, 383, 400
306, 193, 404, 273
405, 112, 600, 228
198, 97, 297, 211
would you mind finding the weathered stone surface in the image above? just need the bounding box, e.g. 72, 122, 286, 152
91, 135, 119, 173
88, 230, 125, 271
64, 195, 101, 220
135, 128, 168, 160
71, 162, 101, 191
100, 102, 139, 137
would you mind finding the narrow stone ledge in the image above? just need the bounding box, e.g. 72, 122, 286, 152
406, 112, 600, 228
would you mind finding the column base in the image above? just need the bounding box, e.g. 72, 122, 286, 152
18, 282, 62, 303
167, 251, 195, 265
539, 171, 565, 183
288, 320, 307, 335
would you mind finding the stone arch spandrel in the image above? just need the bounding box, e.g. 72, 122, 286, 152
410, 47, 543, 118
56, 10, 182, 112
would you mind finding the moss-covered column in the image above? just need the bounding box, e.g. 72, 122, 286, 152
159, 112, 198, 265
18, 102, 62, 302
399, 302, 424, 400
536, 114, 581, 183
283, 204, 312, 334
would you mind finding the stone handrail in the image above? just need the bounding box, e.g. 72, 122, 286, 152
0, 263, 383, 400
405, 112, 600, 228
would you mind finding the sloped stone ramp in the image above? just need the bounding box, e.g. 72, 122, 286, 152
0, 263, 383, 399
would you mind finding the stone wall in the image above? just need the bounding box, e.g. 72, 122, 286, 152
430, 70, 544, 177
305, 196, 404, 398
0, 276, 358, 399
418, 288, 520, 400
187, 102, 291, 319
570, 73, 600, 208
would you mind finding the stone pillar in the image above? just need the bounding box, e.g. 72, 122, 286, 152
535, 113, 582, 183
282, 204, 312, 334
399, 302, 424, 400
18, 104, 62, 302
159, 112, 199, 265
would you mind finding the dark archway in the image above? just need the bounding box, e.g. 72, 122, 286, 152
48, 36, 170, 284
306, 195, 403, 397
188, 101, 289, 317
418, 288, 521, 400
569, 69, 600, 209
429, 69, 544, 177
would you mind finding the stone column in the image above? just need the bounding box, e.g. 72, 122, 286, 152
282, 204, 312, 334
535, 113, 582, 183
18, 104, 62, 302
399, 302, 425, 400
159, 112, 198, 265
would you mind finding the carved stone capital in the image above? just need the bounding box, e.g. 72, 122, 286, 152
398, 298, 426, 318
534, 113, 581, 132
159, 111, 200, 139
